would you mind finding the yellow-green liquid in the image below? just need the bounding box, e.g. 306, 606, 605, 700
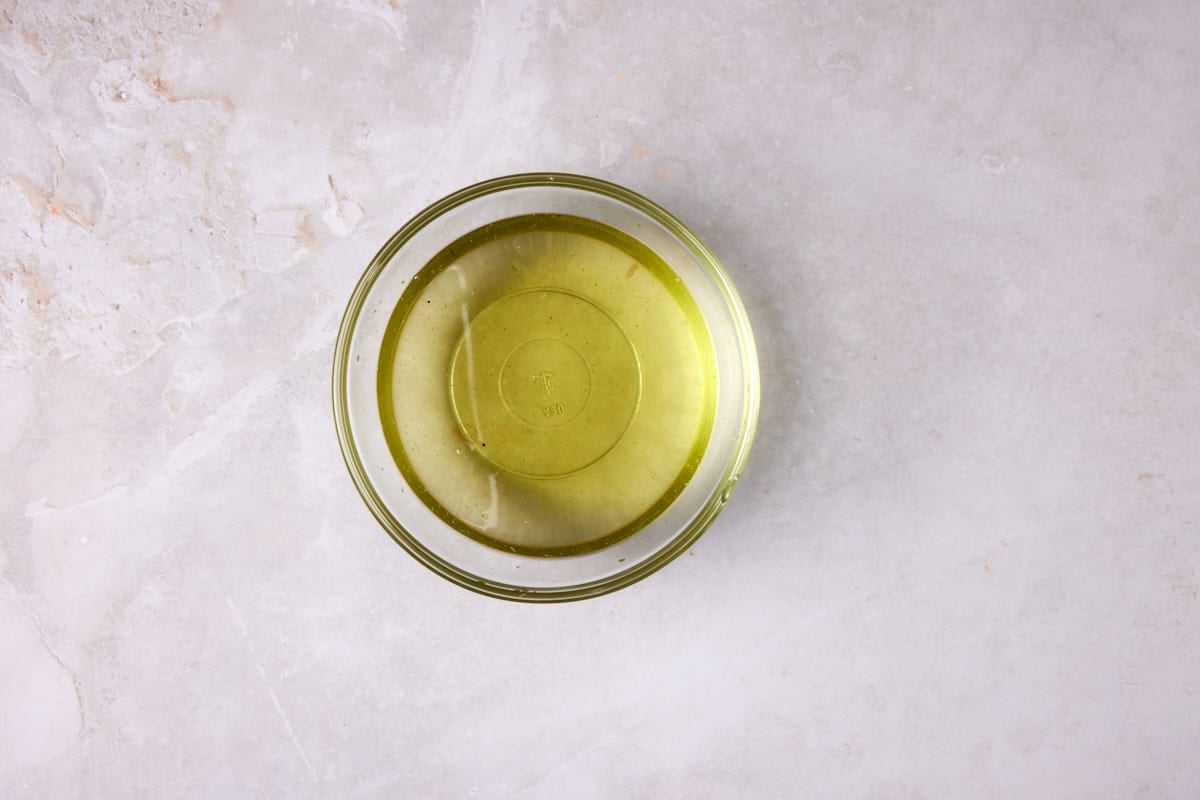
378, 214, 716, 555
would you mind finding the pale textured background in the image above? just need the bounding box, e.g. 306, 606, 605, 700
2, 1, 1199, 797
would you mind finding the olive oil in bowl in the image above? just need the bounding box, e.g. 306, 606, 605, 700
378, 214, 716, 556
334, 173, 758, 600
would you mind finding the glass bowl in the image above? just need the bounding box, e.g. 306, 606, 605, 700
332, 173, 758, 601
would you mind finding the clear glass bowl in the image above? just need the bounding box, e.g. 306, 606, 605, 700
332, 173, 759, 601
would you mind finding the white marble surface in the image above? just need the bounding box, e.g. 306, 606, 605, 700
2, 0, 1199, 796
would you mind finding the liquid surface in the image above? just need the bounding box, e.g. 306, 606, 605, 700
378, 214, 716, 555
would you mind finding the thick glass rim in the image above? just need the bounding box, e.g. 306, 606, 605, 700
332, 172, 760, 602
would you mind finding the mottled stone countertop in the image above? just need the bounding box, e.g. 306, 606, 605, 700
2, 1, 1198, 797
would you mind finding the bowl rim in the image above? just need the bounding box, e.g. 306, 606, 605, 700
332, 172, 760, 602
